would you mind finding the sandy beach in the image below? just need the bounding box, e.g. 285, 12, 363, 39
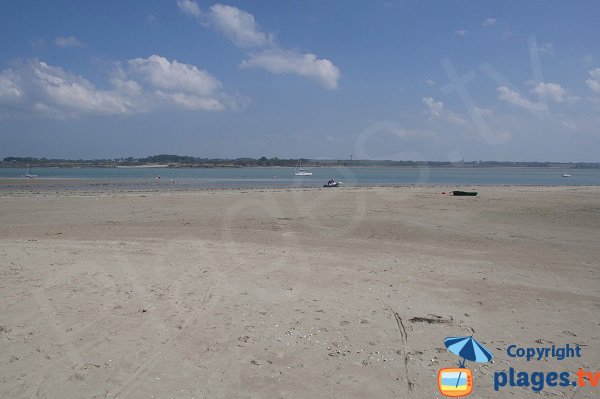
1, 185, 599, 398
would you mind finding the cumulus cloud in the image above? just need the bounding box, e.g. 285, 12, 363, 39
422, 97, 443, 117
497, 86, 546, 112
55, 36, 85, 48
178, 1, 272, 48
178, 1, 340, 89
155, 90, 224, 111
422, 97, 468, 125
177, 0, 202, 18
586, 68, 600, 93
0, 56, 236, 117
241, 49, 340, 89
0, 60, 132, 117
454, 29, 468, 37
482, 18, 497, 27
127, 55, 222, 96
424, 78, 435, 86
209, 4, 274, 48
531, 82, 573, 102
0, 69, 23, 100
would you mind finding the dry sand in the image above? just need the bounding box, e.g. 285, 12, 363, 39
0, 185, 599, 398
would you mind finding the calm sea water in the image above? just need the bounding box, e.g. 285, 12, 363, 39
1, 166, 598, 190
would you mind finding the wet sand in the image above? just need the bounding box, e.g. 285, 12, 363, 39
0, 185, 599, 398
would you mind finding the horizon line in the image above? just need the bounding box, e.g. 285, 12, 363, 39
2, 155, 599, 165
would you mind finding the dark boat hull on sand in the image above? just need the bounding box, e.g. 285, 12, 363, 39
453, 191, 477, 196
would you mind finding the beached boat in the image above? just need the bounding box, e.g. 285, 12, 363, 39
453, 191, 477, 196
323, 179, 341, 187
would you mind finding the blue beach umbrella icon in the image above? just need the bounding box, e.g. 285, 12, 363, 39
445, 336, 493, 367
444, 336, 493, 388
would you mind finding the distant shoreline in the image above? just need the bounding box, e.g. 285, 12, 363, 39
1, 164, 599, 169
2, 155, 599, 169
115, 164, 171, 168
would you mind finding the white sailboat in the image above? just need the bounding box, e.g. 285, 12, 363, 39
23, 165, 37, 178
294, 159, 312, 176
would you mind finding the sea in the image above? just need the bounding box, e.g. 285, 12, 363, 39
0, 166, 598, 191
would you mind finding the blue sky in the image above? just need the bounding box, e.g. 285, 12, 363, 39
1, 1, 599, 161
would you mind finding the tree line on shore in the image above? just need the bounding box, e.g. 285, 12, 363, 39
1, 155, 598, 168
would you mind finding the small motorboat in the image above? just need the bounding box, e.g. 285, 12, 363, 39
452, 191, 477, 196
323, 179, 341, 187
562, 173, 571, 177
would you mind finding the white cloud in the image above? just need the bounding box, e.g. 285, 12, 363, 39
0, 69, 23, 100
209, 4, 273, 48
586, 68, 600, 93
497, 86, 546, 112
422, 96, 469, 125
422, 97, 443, 117
178, 1, 272, 48
531, 82, 571, 102
109, 67, 144, 97
178, 1, 340, 89
421, 97, 516, 144
454, 30, 468, 37
177, 0, 202, 18
0, 60, 132, 117
55, 36, 85, 48
127, 55, 222, 96
0, 56, 237, 117
424, 78, 435, 86
155, 91, 224, 111
482, 18, 497, 27
241, 49, 340, 89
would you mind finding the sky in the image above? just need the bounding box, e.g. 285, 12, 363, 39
1, 0, 599, 162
